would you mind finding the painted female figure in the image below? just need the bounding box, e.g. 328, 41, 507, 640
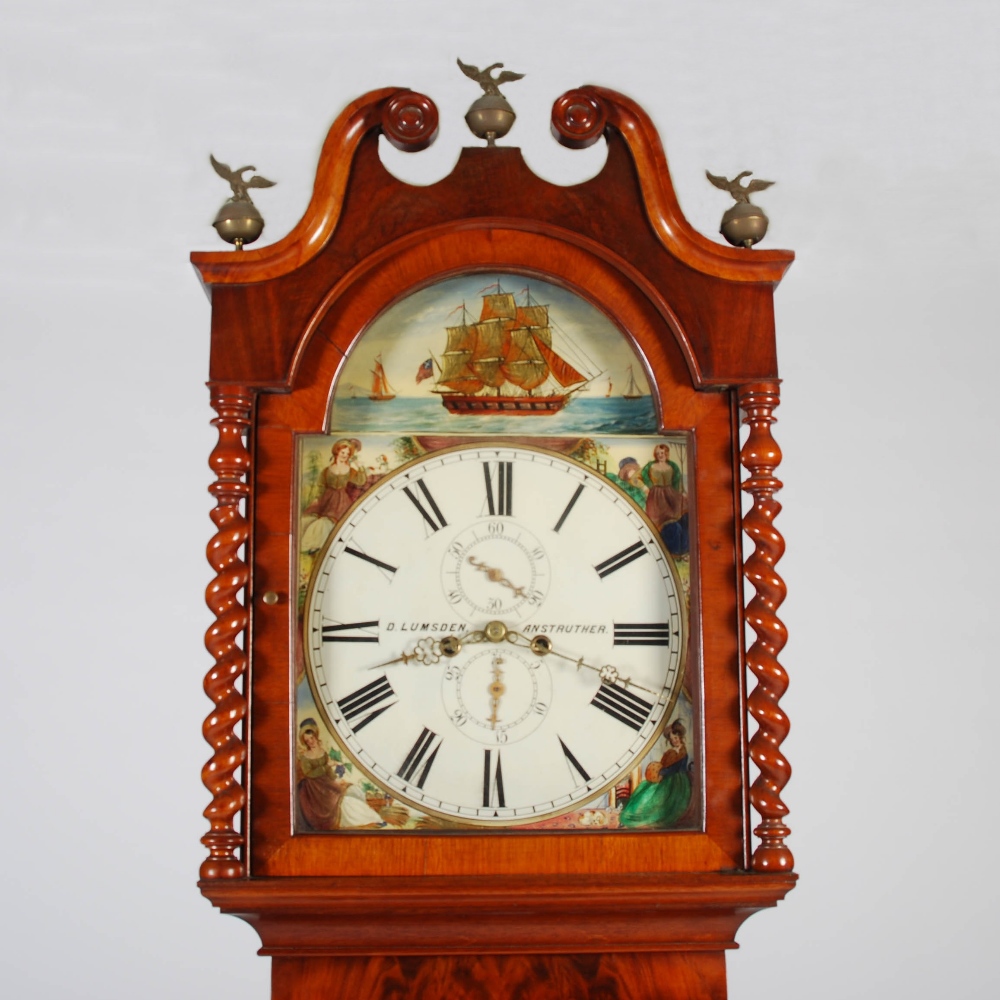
301, 438, 368, 553
295, 719, 384, 831
296, 720, 349, 830
641, 443, 688, 557
618, 720, 692, 830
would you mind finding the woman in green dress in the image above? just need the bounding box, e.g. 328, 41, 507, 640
618, 720, 691, 829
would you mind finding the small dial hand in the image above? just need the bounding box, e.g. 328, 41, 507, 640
467, 556, 526, 598
487, 655, 506, 729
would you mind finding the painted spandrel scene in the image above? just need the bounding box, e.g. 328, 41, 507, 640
292, 274, 700, 834
329, 274, 656, 434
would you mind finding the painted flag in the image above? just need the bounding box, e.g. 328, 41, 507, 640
415, 358, 434, 384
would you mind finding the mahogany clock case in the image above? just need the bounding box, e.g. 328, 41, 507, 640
194, 85, 795, 993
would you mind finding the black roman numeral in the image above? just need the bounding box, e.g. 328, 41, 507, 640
344, 546, 397, 575
322, 620, 379, 643
403, 479, 448, 532
591, 681, 655, 732
613, 623, 671, 647
553, 483, 584, 533
398, 727, 442, 788
483, 749, 505, 808
337, 675, 398, 732
558, 736, 591, 784
594, 541, 647, 578
483, 461, 513, 516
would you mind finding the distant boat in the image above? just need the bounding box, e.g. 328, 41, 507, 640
369, 354, 396, 402
622, 364, 643, 401
434, 287, 594, 415
605, 377, 613, 398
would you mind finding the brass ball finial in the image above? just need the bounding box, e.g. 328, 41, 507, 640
706, 170, 775, 249
457, 58, 524, 147
209, 154, 276, 250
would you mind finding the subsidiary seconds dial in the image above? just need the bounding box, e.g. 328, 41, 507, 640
304, 444, 686, 826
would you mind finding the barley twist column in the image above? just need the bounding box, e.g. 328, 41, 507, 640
739, 381, 793, 871
200, 385, 252, 879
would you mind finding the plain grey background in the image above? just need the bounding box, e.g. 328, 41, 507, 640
2, 1, 997, 997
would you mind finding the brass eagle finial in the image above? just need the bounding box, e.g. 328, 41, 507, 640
706, 170, 776, 249
210, 154, 276, 204
705, 170, 775, 205
457, 58, 525, 98
208, 154, 277, 249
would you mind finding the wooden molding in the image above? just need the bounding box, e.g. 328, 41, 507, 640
201, 872, 797, 956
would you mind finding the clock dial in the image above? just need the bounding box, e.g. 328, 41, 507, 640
304, 444, 686, 826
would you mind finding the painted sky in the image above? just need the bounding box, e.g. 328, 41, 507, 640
334, 273, 652, 400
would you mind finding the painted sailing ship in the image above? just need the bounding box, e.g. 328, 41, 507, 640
622, 364, 643, 401
433, 288, 593, 414
368, 354, 396, 402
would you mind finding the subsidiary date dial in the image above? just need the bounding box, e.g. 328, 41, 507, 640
304, 444, 686, 826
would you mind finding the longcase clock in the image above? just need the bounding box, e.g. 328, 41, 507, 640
194, 79, 795, 1000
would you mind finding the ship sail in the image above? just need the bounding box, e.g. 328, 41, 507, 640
622, 364, 642, 400
503, 327, 549, 390
470, 318, 508, 388
439, 322, 482, 394
531, 333, 586, 388
480, 292, 517, 321
369, 354, 396, 401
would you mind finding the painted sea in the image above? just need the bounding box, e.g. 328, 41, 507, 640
330, 395, 658, 436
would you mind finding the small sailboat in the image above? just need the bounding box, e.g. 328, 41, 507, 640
369, 354, 396, 402
605, 377, 613, 398
622, 364, 643, 401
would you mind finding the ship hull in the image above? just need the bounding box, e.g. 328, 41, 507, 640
441, 394, 568, 415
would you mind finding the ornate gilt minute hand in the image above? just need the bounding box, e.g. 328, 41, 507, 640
405, 617, 653, 697
503, 630, 657, 697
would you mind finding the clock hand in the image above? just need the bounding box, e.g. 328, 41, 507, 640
366, 620, 537, 670
467, 556, 526, 598
366, 635, 447, 670
502, 630, 658, 698
365, 623, 498, 670
452, 622, 648, 696
487, 655, 506, 729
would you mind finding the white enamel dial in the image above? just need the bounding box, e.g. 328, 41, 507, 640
304, 443, 686, 826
